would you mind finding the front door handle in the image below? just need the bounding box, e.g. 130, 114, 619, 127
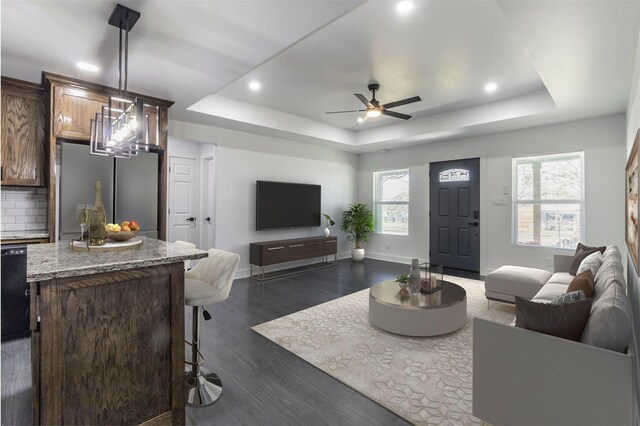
468, 221, 479, 226
186, 217, 196, 222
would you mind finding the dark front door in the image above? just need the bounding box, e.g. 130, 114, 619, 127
429, 158, 480, 272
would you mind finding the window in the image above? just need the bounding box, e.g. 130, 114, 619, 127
513, 152, 584, 248
439, 168, 469, 182
373, 169, 409, 235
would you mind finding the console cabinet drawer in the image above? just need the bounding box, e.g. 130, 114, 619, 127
250, 237, 337, 266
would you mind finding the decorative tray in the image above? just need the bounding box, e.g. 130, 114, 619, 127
70, 238, 143, 252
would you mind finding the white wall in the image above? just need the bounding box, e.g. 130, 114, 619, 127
358, 114, 626, 274
625, 29, 640, 425
169, 120, 358, 277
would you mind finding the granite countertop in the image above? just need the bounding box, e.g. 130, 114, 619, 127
27, 236, 208, 282
2, 230, 50, 241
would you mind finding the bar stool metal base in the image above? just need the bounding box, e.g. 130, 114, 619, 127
185, 371, 222, 406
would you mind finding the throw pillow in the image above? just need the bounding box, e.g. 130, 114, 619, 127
515, 296, 593, 341
553, 290, 585, 305
569, 243, 606, 275
576, 251, 603, 277
566, 269, 595, 299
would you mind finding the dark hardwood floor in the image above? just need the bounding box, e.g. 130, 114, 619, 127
1, 258, 482, 425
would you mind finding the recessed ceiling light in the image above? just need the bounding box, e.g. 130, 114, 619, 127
249, 81, 261, 91
396, 1, 414, 13
484, 82, 497, 93
77, 62, 100, 72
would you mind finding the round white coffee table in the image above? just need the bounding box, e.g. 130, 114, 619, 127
369, 280, 467, 336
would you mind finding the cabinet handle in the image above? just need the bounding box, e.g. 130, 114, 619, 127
267, 246, 285, 251
289, 244, 304, 248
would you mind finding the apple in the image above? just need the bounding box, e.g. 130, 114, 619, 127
122, 225, 131, 232
129, 220, 139, 231
121, 220, 130, 228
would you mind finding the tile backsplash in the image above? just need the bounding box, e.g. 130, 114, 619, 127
1, 187, 48, 231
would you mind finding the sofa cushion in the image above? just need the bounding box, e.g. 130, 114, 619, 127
546, 272, 574, 286
581, 281, 632, 353
569, 243, 606, 275
516, 296, 593, 341
553, 290, 585, 304
594, 254, 625, 296
566, 270, 595, 299
532, 283, 572, 303
485, 266, 551, 300
576, 251, 603, 277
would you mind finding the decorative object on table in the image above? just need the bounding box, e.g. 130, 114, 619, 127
340, 203, 374, 261
88, 181, 106, 246
409, 258, 421, 295
70, 238, 143, 252
89, 4, 160, 158
419, 262, 443, 294
105, 220, 140, 241
76, 204, 91, 241
321, 213, 335, 237
394, 273, 410, 291
626, 128, 640, 275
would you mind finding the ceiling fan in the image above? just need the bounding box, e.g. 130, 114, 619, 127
325, 83, 421, 124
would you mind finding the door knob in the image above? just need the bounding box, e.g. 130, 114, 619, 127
186, 217, 196, 222
205, 217, 211, 222
468, 221, 479, 226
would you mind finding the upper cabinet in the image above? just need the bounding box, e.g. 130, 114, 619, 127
52, 85, 108, 140
1, 77, 47, 187
44, 73, 171, 150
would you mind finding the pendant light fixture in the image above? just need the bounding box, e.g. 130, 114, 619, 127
90, 4, 160, 158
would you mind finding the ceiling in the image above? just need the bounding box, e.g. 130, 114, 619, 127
2, 0, 640, 153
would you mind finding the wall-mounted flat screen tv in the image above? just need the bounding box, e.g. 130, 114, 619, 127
256, 181, 321, 230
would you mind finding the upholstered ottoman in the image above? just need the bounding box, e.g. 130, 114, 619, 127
485, 266, 552, 303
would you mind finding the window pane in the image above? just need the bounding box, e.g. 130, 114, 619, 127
540, 157, 582, 200
379, 171, 409, 202
517, 203, 581, 248
516, 163, 533, 200
439, 169, 469, 182
378, 204, 408, 235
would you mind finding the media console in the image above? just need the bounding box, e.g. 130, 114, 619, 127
249, 236, 337, 281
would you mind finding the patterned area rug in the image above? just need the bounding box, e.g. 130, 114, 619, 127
252, 275, 516, 425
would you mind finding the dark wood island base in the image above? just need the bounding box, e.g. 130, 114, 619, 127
26, 237, 208, 426
31, 263, 185, 425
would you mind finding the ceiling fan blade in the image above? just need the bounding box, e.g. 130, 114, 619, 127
354, 93, 371, 107
325, 109, 365, 114
382, 109, 411, 120
382, 96, 422, 109
356, 113, 369, 126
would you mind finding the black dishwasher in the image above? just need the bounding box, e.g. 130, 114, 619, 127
1, 245, 30, 341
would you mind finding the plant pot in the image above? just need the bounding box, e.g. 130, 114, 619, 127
323, 227, 330, 237
351, 248, 365, 261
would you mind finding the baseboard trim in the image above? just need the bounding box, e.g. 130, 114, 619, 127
363, 251, 427, 265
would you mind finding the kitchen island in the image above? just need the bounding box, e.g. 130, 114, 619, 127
27, 237, 207, 425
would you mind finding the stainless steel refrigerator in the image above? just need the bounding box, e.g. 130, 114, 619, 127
59, 142, 159, 240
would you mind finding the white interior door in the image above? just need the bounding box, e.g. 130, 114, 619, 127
203, 157, 216, 248
169, 157, 197, 244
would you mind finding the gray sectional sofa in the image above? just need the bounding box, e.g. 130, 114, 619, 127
473, 246, 635, 425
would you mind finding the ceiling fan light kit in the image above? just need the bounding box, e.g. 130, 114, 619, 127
90, 3, 160, 158
326, 82, 421, 123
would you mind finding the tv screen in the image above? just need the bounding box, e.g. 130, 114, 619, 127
256, 181, 321, 230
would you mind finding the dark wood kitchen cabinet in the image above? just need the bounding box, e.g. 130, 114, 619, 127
43, 72, 173, 241
1, 77, 47, 187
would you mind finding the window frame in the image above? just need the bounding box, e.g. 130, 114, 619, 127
373, 168, 410, 236
511, 151, 585, 249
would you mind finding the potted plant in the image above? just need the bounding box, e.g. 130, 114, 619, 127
395, 273, 410, 291
340, 203, 374, 261
321, 213, 335, 237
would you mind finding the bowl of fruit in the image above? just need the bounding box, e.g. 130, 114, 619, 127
105, 220, 140, 242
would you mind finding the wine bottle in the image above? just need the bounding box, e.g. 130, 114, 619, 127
89, 180, 106, 246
